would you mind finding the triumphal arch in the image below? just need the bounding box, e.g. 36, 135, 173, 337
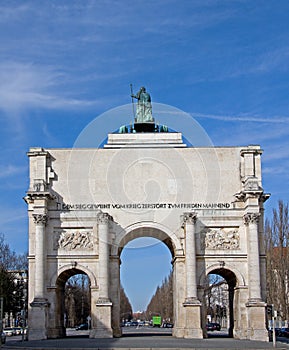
25, 88, 270, 341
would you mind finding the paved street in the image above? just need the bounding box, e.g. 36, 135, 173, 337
3, 327, 289, 350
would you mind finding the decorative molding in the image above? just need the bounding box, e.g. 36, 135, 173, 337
182, 212, 197, 226
30, 298, 50, 308
32, 214, 48, 225
33, 179, 47, 192
202, 227, 240, 250
244, 179, 260, 192
235, 177, 264, 202
56, 230, 93, 250
243, 213, 260, 225
97, 212, 112, 224
240, 148, 263, 157
96, 297, 112, 306
183, 297, 201, 306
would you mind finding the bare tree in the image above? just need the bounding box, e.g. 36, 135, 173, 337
0, 233, 28, 270
120, 286, 132, 321
0, 233, 28, 324
146, 272, 173, 322
265, 200, 289, 320
65, 274, 90, 327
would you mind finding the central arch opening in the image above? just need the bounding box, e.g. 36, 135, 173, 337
119, 231, 174, 336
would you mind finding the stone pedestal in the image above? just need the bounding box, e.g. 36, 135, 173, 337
110, 256, 122, 338
183, 300, 203, 338
246, 301, 268, 341
28, 298, 50, 340
90, 298, 113, 338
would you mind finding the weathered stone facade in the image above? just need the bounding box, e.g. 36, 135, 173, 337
24, 132, 269, 341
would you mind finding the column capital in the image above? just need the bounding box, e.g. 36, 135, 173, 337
97, 212, 113, 224
32, 214, 48, 225
243, 212, 260, 226
182, 212, 197, 225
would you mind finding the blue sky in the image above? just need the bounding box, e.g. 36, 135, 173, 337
1, 0, 289, 311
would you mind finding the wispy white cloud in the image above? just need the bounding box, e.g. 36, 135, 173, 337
263, 163, 289, 176
192, 112, 289, 124
0, 3, 29, 22
0, 62, 99, 113
0, 164, 26, 179
262, 143, 289, 162
0, 206, 26, 226
255, 46, 289, 73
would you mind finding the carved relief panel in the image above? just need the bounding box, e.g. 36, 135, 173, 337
201, 227, 240, 250
53, 229, 95, 251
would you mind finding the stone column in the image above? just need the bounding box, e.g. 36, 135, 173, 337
97, 212, 111, 301
243, 213, 262, 302
182, 213, 202, 338
183, 212, 199, 303
91, 212, 113, 338
29, 213, 50, 340
32, 214, 47, 300
243, 212, 268, 341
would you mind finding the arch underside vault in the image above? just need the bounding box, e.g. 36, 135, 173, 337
113, 222, 183, 258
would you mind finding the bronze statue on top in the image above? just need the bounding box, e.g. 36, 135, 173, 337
131, 86, 153, 123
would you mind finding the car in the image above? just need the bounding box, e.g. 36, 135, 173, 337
3, 327, 15, 336
206, 322, 221, 331
1, 331, 6, 344
13, 327, 23, 335
278, 327, 289, 337
163, 322, 174, 328
75, 323, 88, 330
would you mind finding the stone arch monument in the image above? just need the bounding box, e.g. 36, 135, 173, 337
25, 92, 270, 341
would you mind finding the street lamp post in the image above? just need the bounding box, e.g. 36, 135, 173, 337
17, 271, 28, 342
21, 287, 27, 342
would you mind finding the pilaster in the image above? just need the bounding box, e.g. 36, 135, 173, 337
243, 213, 262, 303
32, 213, 48, 299
90, 212, 113, 338
97, 212, 112, 300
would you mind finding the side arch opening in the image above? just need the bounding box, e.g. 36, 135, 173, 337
51, 268, 91, 338
203, 268, 237, 338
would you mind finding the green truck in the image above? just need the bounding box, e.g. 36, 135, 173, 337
152, 316, 162, 327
